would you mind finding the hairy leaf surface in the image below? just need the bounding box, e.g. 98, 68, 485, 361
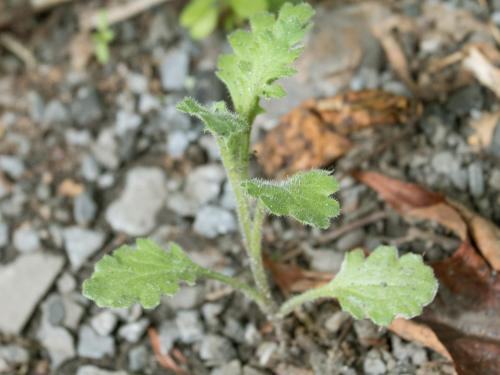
82, 239, 203, 309
217, 2, 314, 118
329, 246, 438, 326
243, 170, 340, 229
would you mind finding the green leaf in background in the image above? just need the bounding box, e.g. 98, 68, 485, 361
180, 0, 219, 40
328, 246, 438, 326
230, 0, 268, 18
243, 170, 340, 229
82, 239, 203, 309
216, 2, 315, 119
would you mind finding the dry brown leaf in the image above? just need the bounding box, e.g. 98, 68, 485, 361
148, 328, 189, 375
353, 171, 500, 375
463, 47, 500, 99
468, 111, 500, 151
255, 90, 419, 177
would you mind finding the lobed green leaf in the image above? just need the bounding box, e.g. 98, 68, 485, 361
216, 2, 315, 119
180, 0, 219, 40
328, 246, 438, 326
82, 239, 203, 309
243, 170, 340, 229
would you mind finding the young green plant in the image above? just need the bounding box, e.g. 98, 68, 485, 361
83, 3, 438, 328
92, 10, 115, 65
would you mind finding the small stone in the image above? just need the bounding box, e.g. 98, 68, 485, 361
0, 222, 8, 248
168, 287, 202, 310
335, 229, 365, 252
42, 294, 66, 326
325, 311, 350, 333
256, 341, 278, 367
167, 131, 190, 158
431, 151, 457, 175
490, 122, 500, 157
310, 249, 344, 273
166, 192, 198, 217
65, 129, 92, 146
220, 181, 236, 210
37, 324, 75, 368
185, 164, 226, 206
106, 167, 167, 235
411, 345, 428, 366
199, 135, 220, 160
489, 169, 500, 190
468, 162, 485, 198
243, 366, 267, 375
139, 93, 160, 114
91, 311, 118, 336
127, 72, 148, 94
13, 225, 41, 253
27, 91, 44, 122
76, 365, 127, 375
193, 206, 237, 238
160, 48, 189, 91
92, 128, 120, 170
0, 345, 29, 365
57, 272, 76, 294
176, 310, 204, 344
201, 303, 224, 326
0, 253, 64, 334
81, 155, 101, 182
199, 335, 236, 365
244, 323, 261, 346
446, 85, 483, 116
73, 192, 98, 225
353, 320, 382, 347
363, 349, 386, 375
158, 320, 180, 354
77, 325, 115, 359
0, 155, 25, 179
43, 100, 70, 125
115, 110, 142, 136
223, 318, 245, 343
62, 296, 84, 330
211, 360, 242, 375
118, 318, 149, 343
71, 87, 103, 126
128, 345, 149, 372
63, 227, 105, 270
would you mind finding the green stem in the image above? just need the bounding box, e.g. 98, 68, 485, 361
200, 268, 267, 311
249, 201, 275, 308
278, 285, 333, 318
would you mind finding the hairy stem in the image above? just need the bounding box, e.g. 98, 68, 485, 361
249, 201, 275, 308
219, 143, 275, 315
278, 285, 332, 318
200, 268, 268, 311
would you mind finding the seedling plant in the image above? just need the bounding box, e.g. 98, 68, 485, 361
83, 3, 438, 329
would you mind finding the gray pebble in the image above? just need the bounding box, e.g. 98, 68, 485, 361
160, 48, 189, 91
309, 249, 344, 272
0, 345, 29, 365
128, 345, 149, 372
115, 110, 142, 136
166, 192, 199, 217
193, 205, 237, 238
490, 122, 500, 156
63, 227, 105, 270
363, 349, 386, 375
335, 229, 365, 252
489, 169, 500, 190
118, 318, 149, 343
42, 294, 66, 326
80, 155, 101, 182
168, 287, 202, 310
57, 272, 76, 294
176, 310, 204, 343
27, 91, 44, 122
256, 341, 278, 367
185, 164, 226, 206
468, 162, 485, 197
431, 151, 457, 175
13, 226, 41, 253
0, 155, 25, 179
220, 181, 236, 210
106, 167, 167, 235
43, 100, 70, 125
71, 87, 103, 126
211, 360, 242, 375
91, 311, 118, 336
126, 72, 148, 94
37, 324, 75, 368
139, 93, 160, 114
158, 320, 180, 354
167, 131, 190, 158
76, 365, 127, 375
0, 222, 9, 248
77, 325, 115, 359
324, 311, 350, 333
92, 129, 120, 170
73, 192, 97, 225
199, 335, 236, 365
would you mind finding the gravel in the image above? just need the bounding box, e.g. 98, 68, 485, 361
0, 155, 25, 179
159, 48, 190, 91
91, 311, 118, 336
193, 205, 237, 238
468, 161, 485, 197
71, 86, 103, 126
77, 325, 115, 359
0, 222, 8, 248
199, 335, 237, 365
363, 349, 387, 375
176, 310, 204, 344
118, 318, 149, 343
106, 167, 167, 235
73, 192, 98, 225
63, 227, 105, 270
185, 164, 226, 206
128, 345, 149, 372
13, 226, 41, 253
76, 365, 127, 375
0, 253, 64, 334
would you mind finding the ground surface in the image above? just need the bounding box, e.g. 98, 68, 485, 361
0, 0, 499, 374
